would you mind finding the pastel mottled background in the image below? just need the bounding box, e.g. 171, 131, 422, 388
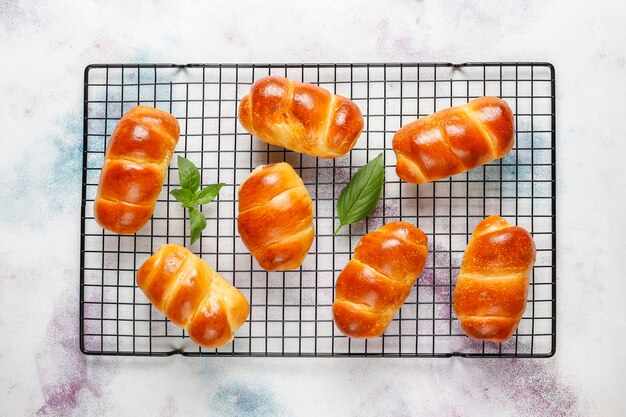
1, 0, 625, 415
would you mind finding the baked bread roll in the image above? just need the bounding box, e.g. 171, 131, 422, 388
392, 96, 514, 184
453, 216, 536, 343
137, 244, 249, 348
94, 105, 180, 234
333, 222, 428, 338
237, 162, 314, 271
238, 76, 364, 158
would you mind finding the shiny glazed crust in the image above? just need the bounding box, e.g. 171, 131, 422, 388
453, 215, 536, 343
237, 163, 314, 271
333, 222, 428, 338
239, 76, 363, 158
136, 244, 250, 348
392, 96, 514, 183
94, 105, 180, 234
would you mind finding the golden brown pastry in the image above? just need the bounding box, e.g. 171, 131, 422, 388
392, 96, 514, 183
453, 216, 536, 343
238, 76, 364, 158
237, 162, 314, 271
94, 105, 180, 234
137, 244, 249, 348
333, 222, 428, 338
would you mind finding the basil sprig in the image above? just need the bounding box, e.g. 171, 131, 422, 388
170, 156, 224, 244
335, 153, 385, 234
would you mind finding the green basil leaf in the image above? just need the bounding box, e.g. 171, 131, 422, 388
195, 183, 225, 205
177, 155, 200, 192
170, 188, 196, 208
335, 153, 385, 234
188, 207, 207, 244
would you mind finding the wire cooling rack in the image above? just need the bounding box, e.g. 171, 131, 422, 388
80, 62, 556, 358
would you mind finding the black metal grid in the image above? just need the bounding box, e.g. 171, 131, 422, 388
80, 63, 556, 358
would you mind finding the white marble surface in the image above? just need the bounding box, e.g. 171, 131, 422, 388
1, 0, 625, 415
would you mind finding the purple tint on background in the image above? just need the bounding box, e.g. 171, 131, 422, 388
35, 300, 117, 416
